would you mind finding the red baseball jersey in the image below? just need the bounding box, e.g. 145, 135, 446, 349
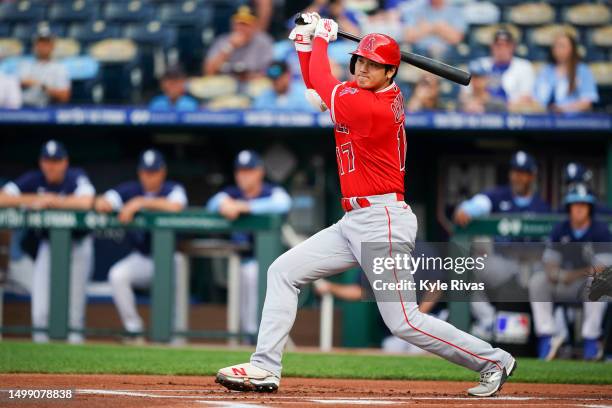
329, 80, 406, 198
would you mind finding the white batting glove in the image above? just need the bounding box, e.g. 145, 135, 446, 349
304, 88, 328, 112
314, 18, 338, 43
288, 12, 320, 52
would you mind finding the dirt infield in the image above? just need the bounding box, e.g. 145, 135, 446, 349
0, 374, 611, 408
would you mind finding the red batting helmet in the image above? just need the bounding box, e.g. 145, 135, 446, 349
349, 33, 401, 75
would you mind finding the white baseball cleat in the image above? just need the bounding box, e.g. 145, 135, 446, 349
467, 357, 517, 397
216, 363, 280, 393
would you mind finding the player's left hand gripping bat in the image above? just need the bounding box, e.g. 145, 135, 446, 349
294, 15, 471, 86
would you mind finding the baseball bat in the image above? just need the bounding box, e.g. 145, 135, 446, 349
294, 15, 471, 86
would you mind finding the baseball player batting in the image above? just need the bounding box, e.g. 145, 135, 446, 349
216, 13, 517, 397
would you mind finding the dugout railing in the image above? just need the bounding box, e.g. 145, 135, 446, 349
0, 208, 283, 343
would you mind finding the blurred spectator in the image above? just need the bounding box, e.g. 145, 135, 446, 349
469, 28, 535, 112
459, 60, 506, 113
303, 0, 361, 36
207, 150, 291, 338
406, 72, 441, 112
0, 70, 22, 109
532, 32, 598, 113
253, 61, 312, 111
529, 184, 610, 361
149, 65, 198, 111
95, 149, 187, 342
402, 0, 466, 61
18, 24, 71, 107
0, 140, 95, 344
204, 6, 274, 79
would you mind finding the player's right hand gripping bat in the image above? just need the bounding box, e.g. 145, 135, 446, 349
295, 15, 472, 86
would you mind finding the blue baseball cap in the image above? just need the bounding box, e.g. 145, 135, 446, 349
510, 151, 537, 173
563, 162, 592, 185
234, 150, 262, 169
40, 140, 68, 160
138, 149, 166, 171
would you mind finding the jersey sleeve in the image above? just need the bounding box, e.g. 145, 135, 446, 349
3, 171, 40, 195
73, 170, 95, 196
248, 186, 292, 214
103, 182, 133, 210
167, 183, 188, 207
309, 37, 342, 109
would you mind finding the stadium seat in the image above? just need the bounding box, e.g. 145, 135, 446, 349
471, 23, 522, 47
12, 22, 67, 45
123, 21, 176, 48
89, 38, 140, 103
207, 94, 251, 110
159, 1, 214, 75
590, 62, 612, 87
48, 0, 98, 23
103, 1, 156, 23
463, 2, 500, 26
587, 25, 612, 61
486, 0, 524, 7
527, 24, 578, 60
159, 1, 213, 26
0, 24, 11, 37
52, 38, 81, 59
188, 75, 238, 100
0, 39, 24, 59
245, 77, 272, 99
207, 0, 246, 35
123, 21, 178, 90
63, 55, 102, 103
507, 3, 555, 27
563, 4, 611, 27
68, 21, 122, 47
0, 1, 46, 23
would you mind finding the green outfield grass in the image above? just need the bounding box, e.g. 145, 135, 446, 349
0, 340, 610, 384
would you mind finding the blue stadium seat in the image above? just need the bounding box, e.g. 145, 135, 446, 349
48, 0, 98, 23
12, 22, 67, 44
123, 22, 177, 48
123, 22, 178, 88
63, 55, 103, 103
103, 1, 156, 23
68, 21, 122, 47
208, 0, 244, 35
0, 24, 11, 37
159, 1, 213, 26
0, 1, 46, 24
159, 1, 215, 74
88, 38, 141, 103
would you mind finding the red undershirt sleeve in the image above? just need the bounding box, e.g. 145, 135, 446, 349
297, 50, 313, 89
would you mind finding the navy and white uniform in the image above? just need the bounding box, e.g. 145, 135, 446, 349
2, 167, 95, 344
529, 220, 610, 340
105, 180, 188, 334
207, 181, 291, 335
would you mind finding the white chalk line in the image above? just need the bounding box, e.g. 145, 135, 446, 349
75, 389, 612, 402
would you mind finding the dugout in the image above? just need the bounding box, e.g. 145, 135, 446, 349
0, 109, 610, 350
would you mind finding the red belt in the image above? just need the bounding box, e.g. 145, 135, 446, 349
341, 193, 404, 212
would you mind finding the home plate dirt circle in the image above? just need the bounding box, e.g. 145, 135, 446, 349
1, 374, 611, 408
